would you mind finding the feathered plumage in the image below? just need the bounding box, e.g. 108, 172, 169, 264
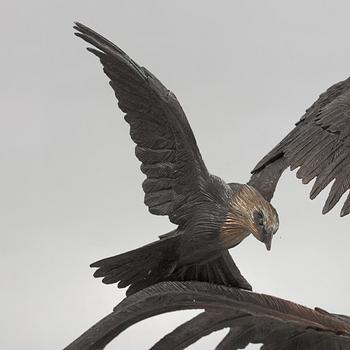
74, 22, 278, 295
70, 22, 350, 350
74, 22, 350, 297
249, 78, 350, 216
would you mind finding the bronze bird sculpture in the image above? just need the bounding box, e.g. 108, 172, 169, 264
74, 22, 350, 296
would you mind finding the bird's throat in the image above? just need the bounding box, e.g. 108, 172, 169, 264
220, 226, 250, 249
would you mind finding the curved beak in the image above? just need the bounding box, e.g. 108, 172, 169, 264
263, 229, 273, 251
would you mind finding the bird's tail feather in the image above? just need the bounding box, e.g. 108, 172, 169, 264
169, 250, 252, 291
91, 235, 181, 296
91, 236, 251, 296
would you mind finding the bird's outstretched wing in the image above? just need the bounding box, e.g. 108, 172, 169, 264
74, 23, 211, 227
249, 77, 350, 216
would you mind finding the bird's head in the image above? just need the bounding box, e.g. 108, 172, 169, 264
227, 185, 279, 250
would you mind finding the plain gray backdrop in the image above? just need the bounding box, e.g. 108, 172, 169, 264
1, 1, 349, 349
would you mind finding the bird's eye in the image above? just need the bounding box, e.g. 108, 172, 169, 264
254, 211, 264, 226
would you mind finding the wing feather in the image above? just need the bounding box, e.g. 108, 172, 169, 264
323, 172, 350, 214
249, 77, 350, 216
295, 137, 338, 182
310, 152, 348, 199
341, 193, 350, 216
74, 22, 211, 226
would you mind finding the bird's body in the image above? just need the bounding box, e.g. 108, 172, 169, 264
74, 22, 350, 296
92, 180, 275, 295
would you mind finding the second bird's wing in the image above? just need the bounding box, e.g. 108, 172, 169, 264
74, 23, 212, 227
249, 77, 350, 216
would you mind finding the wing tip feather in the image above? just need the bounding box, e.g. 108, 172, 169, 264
340, 206, 350, 217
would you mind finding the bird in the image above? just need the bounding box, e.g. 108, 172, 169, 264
74, 22, 350, 296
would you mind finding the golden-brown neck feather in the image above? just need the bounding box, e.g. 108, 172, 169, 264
222, 184, 279, 247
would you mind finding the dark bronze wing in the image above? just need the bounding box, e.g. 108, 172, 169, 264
74, 23, 211, 227
249, 77, 350, 216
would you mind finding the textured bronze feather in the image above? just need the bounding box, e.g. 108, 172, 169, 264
250, 78, 350, 217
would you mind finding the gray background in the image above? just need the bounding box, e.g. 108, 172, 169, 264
1, 1, 350, 349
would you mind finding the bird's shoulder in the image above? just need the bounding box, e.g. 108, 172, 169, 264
227, 182, 243, 195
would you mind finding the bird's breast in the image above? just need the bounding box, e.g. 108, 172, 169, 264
220, 226, 250, 249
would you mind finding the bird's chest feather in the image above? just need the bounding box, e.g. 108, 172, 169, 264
220, 218, 251, 249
